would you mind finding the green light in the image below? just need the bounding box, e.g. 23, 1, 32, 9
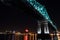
27, 0, 57, 30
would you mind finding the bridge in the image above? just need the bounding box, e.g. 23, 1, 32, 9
26, 0, 58, 40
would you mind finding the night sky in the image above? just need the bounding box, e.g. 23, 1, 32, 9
0, 0, 60, 32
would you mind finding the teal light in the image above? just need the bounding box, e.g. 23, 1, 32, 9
27, 0, 57, 30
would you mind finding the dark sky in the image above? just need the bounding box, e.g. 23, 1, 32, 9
0, 0, 60, 32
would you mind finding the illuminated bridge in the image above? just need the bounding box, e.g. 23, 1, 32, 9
24, 0, 58, 40
26, 0, 57, 31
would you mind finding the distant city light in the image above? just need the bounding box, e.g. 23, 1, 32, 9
13, 31, 15, 34
15, 32, 21, 35
25, 29, 29, 32
24, 35, 28, 40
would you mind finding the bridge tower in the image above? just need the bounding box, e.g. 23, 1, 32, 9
37, 20, 51, 40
